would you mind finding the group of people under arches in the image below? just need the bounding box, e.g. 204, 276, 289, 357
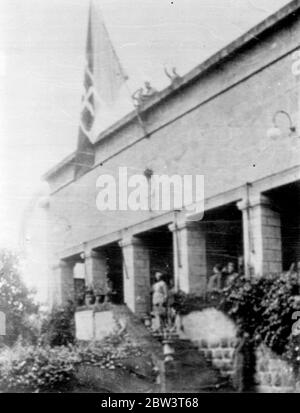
150, 260, 242, 333
207, 261, 241, 293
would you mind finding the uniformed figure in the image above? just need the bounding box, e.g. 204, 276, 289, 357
152, 271, 168, 331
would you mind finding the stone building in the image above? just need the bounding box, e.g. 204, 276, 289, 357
44, 1, 300, 316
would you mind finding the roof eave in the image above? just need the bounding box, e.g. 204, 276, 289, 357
43, 0, 300, 181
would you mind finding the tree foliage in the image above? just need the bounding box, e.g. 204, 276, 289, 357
0, 249, 38, 345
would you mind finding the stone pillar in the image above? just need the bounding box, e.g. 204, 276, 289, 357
169, 220, 207, 295
84, 250, 107, 294
237, 199, 252, 277
119, 236, 150, 316
51, 260, 75, 307
237, 194, 282, 277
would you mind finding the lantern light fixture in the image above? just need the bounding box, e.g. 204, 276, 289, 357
267, 110, 297, 140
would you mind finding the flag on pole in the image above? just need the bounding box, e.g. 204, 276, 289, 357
74, 0, 129, 179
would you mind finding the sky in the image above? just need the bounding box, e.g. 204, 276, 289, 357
0, 0, 291, 299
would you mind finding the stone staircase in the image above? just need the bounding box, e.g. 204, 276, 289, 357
77, 304, 235, 392
149, 329, 234, 392
112, 305, 235, 392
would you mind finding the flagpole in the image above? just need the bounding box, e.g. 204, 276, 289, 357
99, 6, 150, 139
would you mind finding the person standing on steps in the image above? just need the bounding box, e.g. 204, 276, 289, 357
152, 271, 168, 333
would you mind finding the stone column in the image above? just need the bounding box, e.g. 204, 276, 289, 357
119, 236, 150, 316
169, 220, 207, 295
237, 199, 252, 277
237, 194, 282, 277
84, 250, 107, 294
51, 260, 75, 307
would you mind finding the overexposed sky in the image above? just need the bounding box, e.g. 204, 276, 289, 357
0, 0, 291, 296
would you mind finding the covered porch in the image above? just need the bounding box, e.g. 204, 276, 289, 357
51, 172, 300, 317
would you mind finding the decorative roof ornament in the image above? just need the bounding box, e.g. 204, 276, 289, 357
164, 66, 181, 85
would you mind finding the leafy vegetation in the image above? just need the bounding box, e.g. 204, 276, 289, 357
0, 342, 79, 392
0, 331, 155, 392
41, 302, 75, 346
0, 249, 38, 345
218, 273, 300, 371
172, 273, 300, 376
172, 290, 209, 315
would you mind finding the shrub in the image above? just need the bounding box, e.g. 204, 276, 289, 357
218, 273, 300, 371
0, 342, 80, 392
76, 332, 150, 369
41, 302, 75, 347
285, 336, 300, 376
218, 276, 269, 338
0, 331, 155, 392
172, 291, 210, 315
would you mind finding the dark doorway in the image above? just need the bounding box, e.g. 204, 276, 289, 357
203, 202, 243, 276
139, 225, 174, 287
103, 242, 124, 304
266, 181, 300, 271
72, 256, 85, 307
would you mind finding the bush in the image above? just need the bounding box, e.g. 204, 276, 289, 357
76, 332, 150, 370
172, 291, 208, 315
218, 273, 300, 371
285, 336, 300, 376
41, 302, 75, 347
0, 342, 79, 392
0, 331, 155, 392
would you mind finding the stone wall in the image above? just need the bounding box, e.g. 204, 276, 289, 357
176, 308, 237, 379
177, 308, 300, 392
75, 309, 119, 341
198, 337, 237, 380
255, 344, 299, 393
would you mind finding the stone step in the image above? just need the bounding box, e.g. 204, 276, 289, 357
172, 340, 198, 350
164, 359, 221, 392
147, 324, 233, 392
